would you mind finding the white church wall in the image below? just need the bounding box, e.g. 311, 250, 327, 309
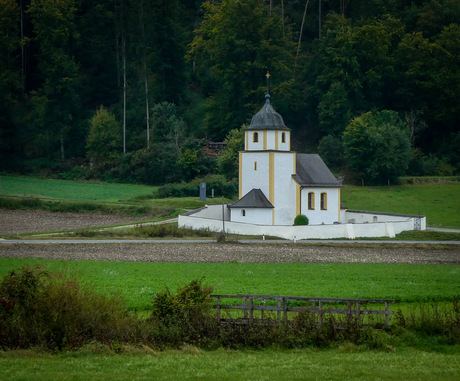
178, 210, 417, 240
300, 188, 340, 225
230, 208, 273, 225
273, 152, 297, 225
240, 151, 270, 198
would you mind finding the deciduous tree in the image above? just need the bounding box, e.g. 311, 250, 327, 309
343, 110, 411, 184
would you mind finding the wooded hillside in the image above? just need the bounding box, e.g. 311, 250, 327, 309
1, 0, 458, 184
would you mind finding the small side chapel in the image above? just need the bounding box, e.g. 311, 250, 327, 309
228, 93, 342, 226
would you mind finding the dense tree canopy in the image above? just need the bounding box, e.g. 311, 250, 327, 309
343, 111, 412, 184
0, 0, 458, 183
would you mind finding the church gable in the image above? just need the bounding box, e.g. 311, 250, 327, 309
229, 188, 274, 209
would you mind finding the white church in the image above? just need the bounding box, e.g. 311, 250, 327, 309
179, 93, 426, 240
228, 93, 341, 227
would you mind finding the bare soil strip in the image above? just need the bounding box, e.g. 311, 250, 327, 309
0, 242, 458, 264
0, 209, 146, 235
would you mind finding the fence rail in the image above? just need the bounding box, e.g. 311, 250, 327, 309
211, 294, 399, 327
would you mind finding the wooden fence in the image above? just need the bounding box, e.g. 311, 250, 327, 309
212, 294, 399, 327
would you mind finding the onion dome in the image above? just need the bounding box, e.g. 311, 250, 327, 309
246, 94, 289, 131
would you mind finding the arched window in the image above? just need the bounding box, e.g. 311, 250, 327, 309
308, 192, 315, 210
242, 209, 246, 216
253, 132, 259, 143
254, 161, 257, 170
281, 132, 286, 143
320, 192, 327, 210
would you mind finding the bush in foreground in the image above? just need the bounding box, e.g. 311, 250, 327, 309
0, 265, 138, 350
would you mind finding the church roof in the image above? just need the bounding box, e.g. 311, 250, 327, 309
228, 189, 274, 209
293, 154, 342, 188
246, 95, 290, 131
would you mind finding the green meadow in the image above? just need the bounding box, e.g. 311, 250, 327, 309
0, 258, 458, 311
1, 346, 459, 381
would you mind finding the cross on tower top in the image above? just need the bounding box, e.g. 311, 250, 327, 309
265, 71, 271, 96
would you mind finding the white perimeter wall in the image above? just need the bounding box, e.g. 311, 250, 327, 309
179, 206, 426, 240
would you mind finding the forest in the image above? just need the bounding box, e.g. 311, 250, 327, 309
0, 0, 459, 186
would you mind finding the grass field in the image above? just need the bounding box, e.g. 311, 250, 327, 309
341, 184, 460, 228
1, 175, 459, 227
0, 175, 227, 216
1, 346, 459, 381
0, 258, 458, 311
0, 175, 157, 202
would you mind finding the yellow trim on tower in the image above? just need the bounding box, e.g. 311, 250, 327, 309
238, 152, 243, 198
263, 131, 267, 150
296, 183, 301, 216
269, 152, 275, 225
275, 131, 279, 150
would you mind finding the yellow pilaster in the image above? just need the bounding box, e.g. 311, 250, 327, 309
296, 183, 301, 216
275, 130, 279, 151
263, 130, 267, 150
269, 152, 275, 225
245, 131, 248, 150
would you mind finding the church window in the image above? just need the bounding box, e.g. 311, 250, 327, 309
253, 132, 259, 143
281, 132, 286, 143
254, 161, 257, 170
308, 192, 315, 210
242, 210, 246, 216
320, 193, 327, 210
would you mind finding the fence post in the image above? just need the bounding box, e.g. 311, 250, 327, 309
283, 298, 288, 323
243, 297, 248, 319
216, 296, 221, 321
385, 302, 390, 326
319, 301, 323, 325
355, 302, 361, 323
277, 298, 281, 322
347, 301, 352, 324
249, 298, 254, 323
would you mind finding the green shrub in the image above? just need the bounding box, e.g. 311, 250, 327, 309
148, 278, 218, 347
294, 214, 309, 226
0, 265, 137, 350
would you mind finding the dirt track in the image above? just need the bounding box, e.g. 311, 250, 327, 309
1, 209, 459, 264
0, 209, 143, 235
